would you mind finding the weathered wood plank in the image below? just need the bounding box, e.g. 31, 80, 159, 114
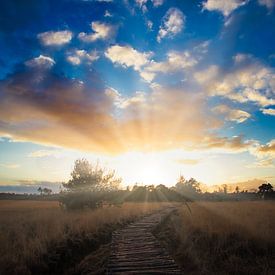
107, 207, 182, 274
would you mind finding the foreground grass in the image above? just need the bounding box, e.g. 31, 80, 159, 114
0, 200, 166, 274
155, 201, 275, 275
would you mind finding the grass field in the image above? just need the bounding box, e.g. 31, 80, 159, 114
155, 201, 275, 275
1, 200, 274, 274
0, 200, 166, 274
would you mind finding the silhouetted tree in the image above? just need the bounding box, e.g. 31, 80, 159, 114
175, 176, 201, 199
63, 159, 121, 192
37, 187, 43, 195
222, 184, 228, 194
258, 183, 273, 198
60, 159, 121, 210
42, 188, 52, 195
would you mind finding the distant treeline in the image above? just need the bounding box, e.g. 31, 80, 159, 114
1, 185, 274, 203
0, 193, 59, 201
1, 159, 274, 209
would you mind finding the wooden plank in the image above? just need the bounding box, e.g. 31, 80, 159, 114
107, 207, 183, 274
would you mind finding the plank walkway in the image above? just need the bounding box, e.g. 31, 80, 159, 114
107, 207, 183, 274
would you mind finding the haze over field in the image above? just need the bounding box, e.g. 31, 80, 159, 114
0, 0, 274, 190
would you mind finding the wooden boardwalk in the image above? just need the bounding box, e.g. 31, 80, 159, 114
107, 207, 182, 274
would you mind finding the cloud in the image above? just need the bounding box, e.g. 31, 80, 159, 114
248, 139, 275, 167
105, 88, 146, 109
25, 55, 55, 69
152, 0, 164, 6
195, 56, 275, 107
202, 0, 247, 17
139, 70, 156, 82
78, 22, 116, 42
142, 51, 197, 81
157, 8, 185, 42
104, 10, 112, 17
136, 0, 148, 12
105, 45, 151, 70
258, 0, 275, 10
261, 108, 275, 116
248, 158, 274, 168
106, 43, 204, 83
0, 64, 223, 154
257, 139, 275, 155
135, 0, 164, 12
146, 20, 153, 30
198, 135, 254, 152
0, 163, 20, 169
67, 49, 99, 65
38, 30, 72, 46
212, 104, 251, 123
0, 62, 264, 156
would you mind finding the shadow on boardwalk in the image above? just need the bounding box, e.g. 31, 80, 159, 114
107, 207, 183, 274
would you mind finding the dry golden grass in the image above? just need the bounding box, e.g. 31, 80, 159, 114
0, 200, 167, 274
179, 201, 275, 242
156, 201, 275, 275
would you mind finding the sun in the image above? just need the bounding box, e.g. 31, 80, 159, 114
137, 160, 162, 185
111, 151, 180, 186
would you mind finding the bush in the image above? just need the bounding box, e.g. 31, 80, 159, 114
60, 159, 122, 210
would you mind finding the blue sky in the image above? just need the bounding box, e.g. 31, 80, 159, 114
0, 0, 274, 191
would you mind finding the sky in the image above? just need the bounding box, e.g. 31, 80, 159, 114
0, 0, 274, 192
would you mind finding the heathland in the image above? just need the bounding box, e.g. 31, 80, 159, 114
0, 200, 274, 274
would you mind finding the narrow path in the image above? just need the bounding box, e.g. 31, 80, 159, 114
107, 207, 182, 274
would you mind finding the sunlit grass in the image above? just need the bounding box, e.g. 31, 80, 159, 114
0, 200, 167, 274
156, 201, 275, 275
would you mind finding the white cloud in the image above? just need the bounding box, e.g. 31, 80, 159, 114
105, 45, 151, 70
104, 10, 112, 17
195, 58, 275, 107
67, 49, 99, 65
202, 0, 247, 17
78, 22, 116, 42
105, 87, 147, 109
136, 0, 148, 12
146, 51, 197, 73
258, 0, 275, 10
106, 44, 200, 83
67, 56, 81, 65
135, 0, 164, 12
250, 139, 275, 161
157, 8, 185, 42
106, 45, 198, 83
25, 55, 55, 69
212, 104, 251, 123
140, 50, 197, 82
139, 70, 156, 82
194, 65, 219, 84
152, 0, 164, 7
38, 30, 72, 46
119, 92, 146, 109
147, 20, 153, 30
261, 108, 275, 116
